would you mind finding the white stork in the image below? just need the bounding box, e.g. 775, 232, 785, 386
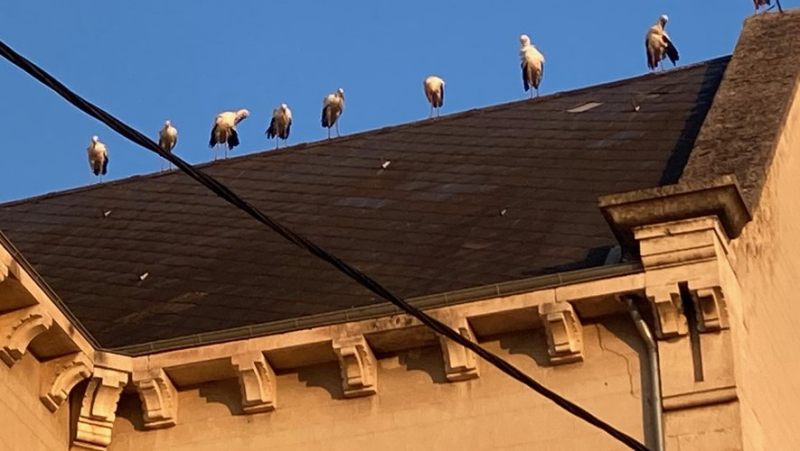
423, 76, 445, 118
158, 120, 178, 171
266, 103, 292, 149
87, 135, 108, 183
754, 0, 782, 13
321, 88, 345, 139
209, 109, 249, 160
519, 34, 545, 98
645, 15, 679, 71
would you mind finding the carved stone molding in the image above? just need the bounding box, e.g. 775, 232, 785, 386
40, 352, 93, 412
230, 351, 277, 413
689, 285, 728, 332
438, 318, 479, 382
332, 336, 377, 398
0, 305, 53, 367
538, 302, 583, 364
133, 368, 178, 429
73, 367, 129, 451
646, 284, 688, 338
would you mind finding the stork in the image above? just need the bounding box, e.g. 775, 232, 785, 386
519, 34, 545, 98
87, 135, 108, 183
158, 120, 178, 171
209, 109, 249, 159
266, 103, 292, 149
645, 15, 679, 71
754, 0, 782, 13
423, 76, 445, 118
321, 88, 345, 139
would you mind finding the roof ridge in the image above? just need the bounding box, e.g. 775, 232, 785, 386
0, 55, 732, 209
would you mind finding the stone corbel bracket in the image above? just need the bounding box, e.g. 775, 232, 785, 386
231, 351, 277, 413
689, 284, 728, 332
332, 336, 377, 398
0, 261, 8, 283
538, 302, 584, 364
133, 367, 178, 429
646, 284, 688, 338
438, 317, 480, 382
0, 305, 53, 367
40, 352, 94, 412
73, 367, 129, 451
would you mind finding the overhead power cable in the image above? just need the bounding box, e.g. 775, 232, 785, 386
0, 40, 649, 451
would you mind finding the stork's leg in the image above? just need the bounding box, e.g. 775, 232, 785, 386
536, 88, 540, 98
275, 139, 279, 150
336, 122, 340, 137
327, 128, 331, 139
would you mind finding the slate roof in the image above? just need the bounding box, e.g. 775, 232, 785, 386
0, 57, 730, 348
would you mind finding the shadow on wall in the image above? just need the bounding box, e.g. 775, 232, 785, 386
497, 327, 551, 368
115, 392, 146, 432
397, 345, 448, 384
198, 378, 245, 416
297, 361, 345, 400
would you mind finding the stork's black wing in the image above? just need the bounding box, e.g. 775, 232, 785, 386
321, 106, 330, 128
521, 62, 530, 92
664, 36, 679, 66
266, 117, 277, 139
283, 119, 292, 140
209, 125, 218, 148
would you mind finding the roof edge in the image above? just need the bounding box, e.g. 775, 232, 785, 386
0, 230, 100, 348
109, 261, 643, 356
0, 55, 733, 210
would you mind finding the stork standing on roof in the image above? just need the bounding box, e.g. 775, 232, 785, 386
87, 135, 108, 183
321, 88, 345, 139
753, 0, 782, 14
423, 76, 445, 118
519, 34, 545, 98
209, 109, 249, 160
158, 120, 178, 171
266, 103, 292, 149
645, 15, 679, 71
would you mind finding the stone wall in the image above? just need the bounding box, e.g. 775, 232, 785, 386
0, 352, 71, 451
728, 84, 800, 450
108, 318, 648, 451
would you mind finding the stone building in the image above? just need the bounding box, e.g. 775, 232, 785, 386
1, 11, 799, 451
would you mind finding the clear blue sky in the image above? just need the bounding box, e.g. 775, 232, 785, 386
0, 1, 793, 203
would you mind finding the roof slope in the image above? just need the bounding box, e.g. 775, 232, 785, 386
0, 58, 728, 348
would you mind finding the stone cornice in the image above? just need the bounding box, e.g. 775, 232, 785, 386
599, 175, 751, 257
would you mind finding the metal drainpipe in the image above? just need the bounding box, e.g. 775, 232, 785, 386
625, 297, 665, 451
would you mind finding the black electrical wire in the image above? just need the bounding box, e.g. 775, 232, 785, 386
0, 40, 649, 451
